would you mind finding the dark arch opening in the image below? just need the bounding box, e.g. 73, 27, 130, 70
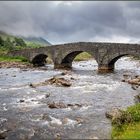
108, 54, 139, 71
61, 51, 96, 68
32, 54, 48, 67
62, 51, 83, 64
108, 54, 128, 68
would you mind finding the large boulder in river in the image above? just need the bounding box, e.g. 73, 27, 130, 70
47, 77, 72, 87
128, 78, 140, 85
29, 77, 72, 88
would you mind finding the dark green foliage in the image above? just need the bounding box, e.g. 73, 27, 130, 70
4, 37, 14, 50
127, 103, 140, 122
14, 37, 26, 47
0, 36, 4, 46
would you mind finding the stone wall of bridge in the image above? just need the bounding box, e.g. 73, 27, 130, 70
8, 42, 140, 72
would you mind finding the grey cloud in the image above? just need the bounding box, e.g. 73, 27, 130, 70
0, 1, 140, 44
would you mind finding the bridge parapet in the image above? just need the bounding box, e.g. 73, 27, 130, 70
8, 42, 140, 72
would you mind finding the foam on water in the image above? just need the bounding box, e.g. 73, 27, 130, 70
50, 116, 62, 125
0, 56, 139, 139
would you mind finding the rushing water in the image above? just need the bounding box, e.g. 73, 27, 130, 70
0, 57, 140, 139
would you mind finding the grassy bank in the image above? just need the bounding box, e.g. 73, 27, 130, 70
112, 103, 140, 139
0, 55, 28, 63
74, 52, 92, 61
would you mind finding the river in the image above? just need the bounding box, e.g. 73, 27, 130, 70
0, 57, 140, 139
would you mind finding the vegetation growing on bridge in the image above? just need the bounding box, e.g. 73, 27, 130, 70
112, 103, 140, 139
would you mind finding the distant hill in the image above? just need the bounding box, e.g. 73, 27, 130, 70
0, 31, 51, 46
0, 31, 15, 40
21, 36, 51, 46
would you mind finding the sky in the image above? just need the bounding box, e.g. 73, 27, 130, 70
0, 1, 140, 44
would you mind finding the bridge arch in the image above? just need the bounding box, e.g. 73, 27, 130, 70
31, 53, 53, 67
59, 51, 98, 69
107, 53, 139, 71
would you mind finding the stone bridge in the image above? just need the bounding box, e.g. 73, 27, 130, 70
8, 42, 140, 72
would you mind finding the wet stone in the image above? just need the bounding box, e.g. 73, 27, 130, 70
29, 77, 72, 88
45, 93, 50, 98
105, 108, 123, 120
19, 99, 25, 103
0, 118, 7, 128
48, 102, 67, 109
0, 129, 9, 139
62, 118, 69, 125
76, 117, 84, 124
41, 114, 52, 121
54, 133, 61, 139
29, 83, 36, 88
70, 77, 75, 80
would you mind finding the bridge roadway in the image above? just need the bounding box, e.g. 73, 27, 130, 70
8, 42, 140, 72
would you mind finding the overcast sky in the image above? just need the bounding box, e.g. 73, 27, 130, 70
0, 1, 140, 44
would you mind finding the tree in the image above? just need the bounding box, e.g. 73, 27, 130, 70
0, 36, 4, 46
14, 37, 26, 47
4, 37, 14, 50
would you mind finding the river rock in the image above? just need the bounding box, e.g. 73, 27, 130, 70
41, 114, 52, 121
76, 117, 84, 124
0, 129, 8, 139
61, 72, 67, 75
54, 133, 61, 139
29, 77, 72, 88
19, 99, 25, 103
128, 78, 140, 85
45, 93, 50, 98
105, 108, 122, 120
29, 83, 36, 88
48, 77, 71, 87
106, 108, 132, 126
123, 74, 130, 77
48, 102, 67, 109
47, 102, 84, 110
122, 74, 140, 89
70, 77, 75, 80
62, 118, 69, 124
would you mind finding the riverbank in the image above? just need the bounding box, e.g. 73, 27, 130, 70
109, 74, 140, 139
0, 61, 33, 69
111, 103, 140, 139
0, 55, 33, 69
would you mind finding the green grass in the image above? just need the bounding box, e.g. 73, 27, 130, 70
0, 55, 28, 63
26, 42, 42, 48
112, 122, 140, 139
74, 52, 92, 61
112, 103, 140, 139
0, 48, 8, 55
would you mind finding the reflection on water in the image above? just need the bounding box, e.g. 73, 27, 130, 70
0, 57, 139, 139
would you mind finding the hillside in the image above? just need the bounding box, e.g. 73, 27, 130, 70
0, 31, 51, 47
0, 31, 15, 40
21, 36, 51, 46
